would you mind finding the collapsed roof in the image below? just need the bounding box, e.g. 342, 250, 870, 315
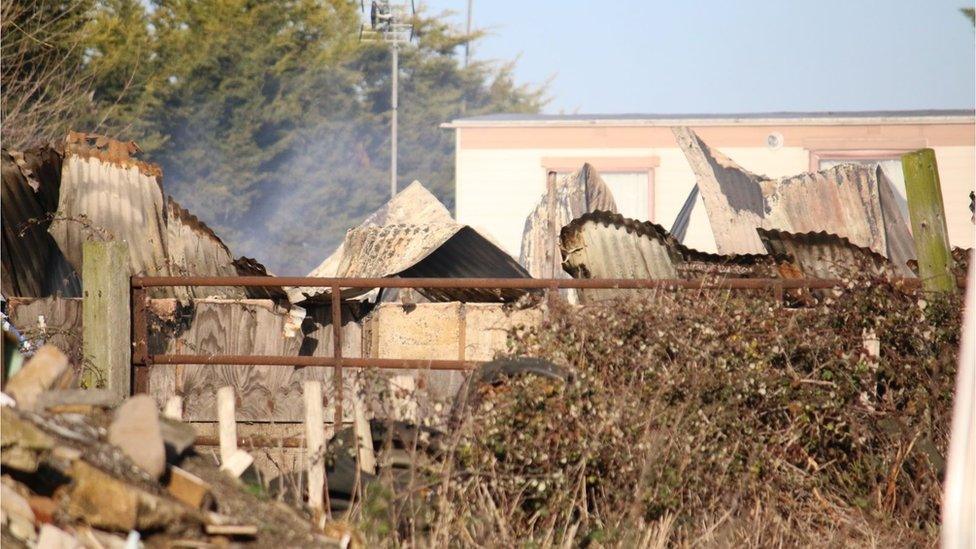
671, 127, 916, 274
288, 182, 531, 305
519, 163, 618, 278
2, 132, 255, 300
560, 210, 916, 301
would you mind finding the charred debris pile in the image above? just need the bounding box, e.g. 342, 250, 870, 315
1, 346, 356, 548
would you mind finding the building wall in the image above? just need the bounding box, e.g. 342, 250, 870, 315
455, 122, 975, 257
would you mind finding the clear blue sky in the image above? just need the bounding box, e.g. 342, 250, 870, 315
422, 0, 975, 114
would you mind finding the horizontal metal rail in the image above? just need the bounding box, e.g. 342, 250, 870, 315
132, 275, 882, 289
150, 354, 478, 369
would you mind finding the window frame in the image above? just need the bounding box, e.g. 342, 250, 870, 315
540, 156, 659, 221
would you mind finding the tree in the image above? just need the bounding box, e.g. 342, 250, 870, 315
1, 0, 96, 147
3, 0, 544, 274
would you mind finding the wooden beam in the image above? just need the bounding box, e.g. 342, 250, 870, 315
902, 149, 954, 292
217, 386, 237, 465
304, 381, 325, 515
82, 241, 130, 397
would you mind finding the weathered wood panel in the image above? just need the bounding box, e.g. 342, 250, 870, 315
82, 240, 130, 395
362, 302, 543, 423
146, 299, 363, 422
7, 297, 84, 376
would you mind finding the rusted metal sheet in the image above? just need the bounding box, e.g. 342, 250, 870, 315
560, 210, 778, 301
165, 197, 245, 299
757, 229, 904, 279
300, 224, 532, 303
673, 127, 916, 271
520, 163, 618, 278
48, 132, 173, 296
290, 181, 455, 303
1, 146, 80, 297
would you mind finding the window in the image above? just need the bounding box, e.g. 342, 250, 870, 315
542, 157, 659, 221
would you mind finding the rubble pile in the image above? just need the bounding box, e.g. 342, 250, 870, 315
1, 345, 358, 548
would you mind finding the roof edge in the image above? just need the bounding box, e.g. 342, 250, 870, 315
443, 110, 976, 129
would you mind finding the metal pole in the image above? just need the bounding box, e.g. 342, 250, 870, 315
464, 0, 473, 68
390, 39, 398, 200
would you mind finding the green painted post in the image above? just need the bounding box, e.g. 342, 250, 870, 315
902, 148, 954, 292
82, 240, 131, 396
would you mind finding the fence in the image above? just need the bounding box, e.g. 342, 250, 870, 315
129, 274, 936, 425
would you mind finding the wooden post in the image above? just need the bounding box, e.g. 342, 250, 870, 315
902, 148, 954, 292
163, 396, 183, 420
217, 386, 237, 465
82, 241, 130, 397
304, 381, 325, 514
545, 170, 558, 279
351, 385, 376, 475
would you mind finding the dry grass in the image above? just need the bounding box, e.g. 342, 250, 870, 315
345, 281, 960, 547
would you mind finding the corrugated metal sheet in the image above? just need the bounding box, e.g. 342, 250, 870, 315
560, 210, 779, 301
519, 163, 618, 278
289, 181, 455, 303
165, 197, 245, 299
232, 256, 289, 300
673, 127, 916, 273
1, 145, 80, 297
48, 132, 174, 296
756, 229, 902, 279
296, 224, 531, 304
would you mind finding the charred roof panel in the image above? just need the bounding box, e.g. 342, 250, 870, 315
165, 197, 246, 299
291, 181, 455, 303
48, 132, 173, 297
1, 145, 80, 297
560, 210, 779, 301
519, 163, 618, 278
673, 127, 916, 272
300, 224, 531, 304
757, 229, 902, 279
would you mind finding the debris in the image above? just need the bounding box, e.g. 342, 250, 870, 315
1, 478, 37, 542
159, 417, 197, 460
66, 460, 193, 532
5, 345, 70, 411
314, 223, 531, 303
36, 524, 77, 549
672, 127, 916, 271
1, 406, 55, 471
204, 524, 258, 537
163, 396, 184, 420
520, 163, 618, 278
219, 450, 254, 479
559, 210, 780, 300
27, 495, 58, 525
288, 181, 528, 304
107, 395, 166, 478
35, 388, 120, 412
757, 229, 904, 279
167, 467, 212, 510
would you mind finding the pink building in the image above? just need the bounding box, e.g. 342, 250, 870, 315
444, 110, 975, 257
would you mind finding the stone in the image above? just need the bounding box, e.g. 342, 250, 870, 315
35, 389, 121, 412
66, 461, 193, 532
108, 395, 165, 478
5, 346, 70, 411
1, 407, 55, 472
1, 480, 37, 542
167, 467, 212, 509
28, 496, 58, 524
36, 524, 78, 549
159, 417, 197, 460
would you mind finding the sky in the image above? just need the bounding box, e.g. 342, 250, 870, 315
421, 0, 976, 114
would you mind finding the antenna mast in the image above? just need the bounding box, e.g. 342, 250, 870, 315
362, 1, 414, 200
